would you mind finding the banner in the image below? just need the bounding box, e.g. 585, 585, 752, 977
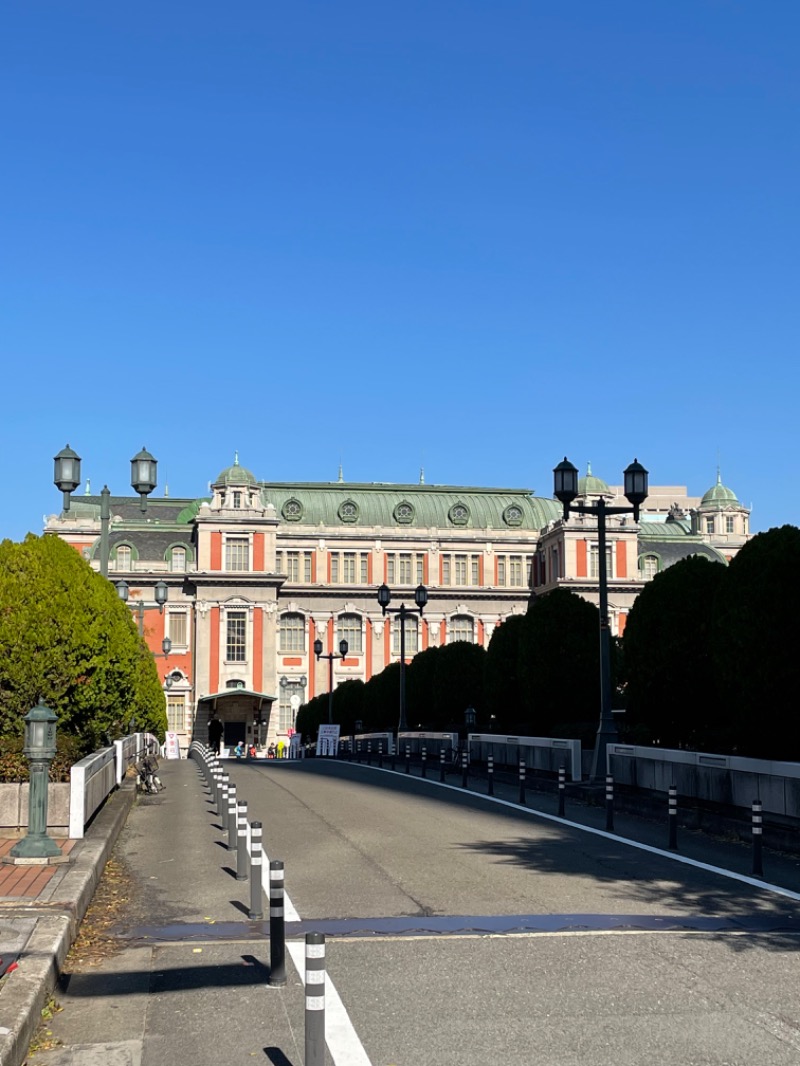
164, 732, 181, 759
316, 723, 340, 757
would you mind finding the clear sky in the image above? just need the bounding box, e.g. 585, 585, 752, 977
3, 1, 798, 540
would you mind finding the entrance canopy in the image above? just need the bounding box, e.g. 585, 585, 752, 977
198, 689, 276, 715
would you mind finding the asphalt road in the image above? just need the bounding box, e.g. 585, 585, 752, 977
30, 757, 800, 1066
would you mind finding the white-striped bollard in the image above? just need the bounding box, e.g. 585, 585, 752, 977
605, 774, 614, 832
405, 744, 411, 774
518, 758, 526, 805
558, 764, 566, 817
305, 932, 325, 1066
249, 821, 264, 919
421, 746, 427, 778
752, 798, 763, 877
236, 800, 248, 880
487, 754, 494, 796
668, 784, 678, 850
461, 748, 469, 789
227, 784, 238, 848
268, 860, 286, 986
439, 747, 446, 783
220, 774, 230, 831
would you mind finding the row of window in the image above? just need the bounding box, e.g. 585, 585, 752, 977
114, 545, 189, 572
276, 550, 532, 588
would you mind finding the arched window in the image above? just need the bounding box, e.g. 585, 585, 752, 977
337, 614, 363, 654
392, 615, 418, 655
639, 555, 659, 580
448, 615, 475, 643
280, 613, 306, 652
170, 547, 186, 573
115, 545, 132, 571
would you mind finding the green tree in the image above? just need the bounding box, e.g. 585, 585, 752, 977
406, 646, 440, 728
484, 614, 527, 733
713, 525, 800, 759
431, 641, 486, 731
623, 554, 727, 750
521, 589, 600, 739
0, 534, 166, 752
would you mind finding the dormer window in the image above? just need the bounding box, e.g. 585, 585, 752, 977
171, 547, 186, 573
233, 491, 242, 509
115, 545, 132, 571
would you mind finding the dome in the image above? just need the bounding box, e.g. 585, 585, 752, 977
700, 472, 740, 509
577, 463, 611, 497
213, 453, 258, 487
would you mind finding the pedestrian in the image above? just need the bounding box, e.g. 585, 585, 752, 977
208, 715, 224, 756
248, 742, 257, 759
234, 741, 245, 760
276, 738, 285, 759
267, 742, 276, 759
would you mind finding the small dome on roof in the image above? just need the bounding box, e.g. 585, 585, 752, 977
578, 462, 611, 497
700, 471, 740, 508
213, 453, 258, 487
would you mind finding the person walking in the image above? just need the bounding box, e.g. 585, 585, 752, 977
208, 715, 224, 756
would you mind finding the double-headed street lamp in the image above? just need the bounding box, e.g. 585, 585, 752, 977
54, 445, 159, 577
377, 583, 428, 735
553, 457, 648, 782
314, 638, 348, 724
279, 675, 307, 732
115, 578, 170, 648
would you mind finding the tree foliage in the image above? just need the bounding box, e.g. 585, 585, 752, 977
484, 614, 527, 733
0, 535, 167, 755
623, 554, 727, 749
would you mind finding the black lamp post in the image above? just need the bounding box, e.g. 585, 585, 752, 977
280, 675, 307, 731
314, 638, 348, 724
115, 579, 169, 636
377, 583, 428, 734
10, 702, 61, 861
54, 445, 158, 576
553, 457, 648, 781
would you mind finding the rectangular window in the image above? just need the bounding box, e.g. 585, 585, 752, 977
442, 556, 451, 585
706, 518, 715, 534
166, 695, 185, 732
725, 516, 734, 533
497, 557, 506, 586
275, 551, 283, 574
526, 555, 533, 586
225, 537, 250, 572
304, 552, 312, 582
279, 614, 305, 652
337, 614, 363, 653
360, 553, 369, 583
167, 610, 188, 648
588, 546, 614, 580
455, 555, 467, 585
330, 554, 340, 582
470, 555, 480, 585
226, 611, 247, 662
509, 556, 523, 586
416, 554, 425, 584
399, 553, 412, 583
286, 552, 300, 581
343, 552, 356, 583
115, 545, 131, 571
170, 548, 186, 573
387, 555, 396, 583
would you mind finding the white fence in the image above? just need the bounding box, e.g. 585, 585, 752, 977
69, 732, 159, 838
467, 733, 582, 781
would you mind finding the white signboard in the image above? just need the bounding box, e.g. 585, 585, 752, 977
164, 732, 181, 759
316, 723, 341, 757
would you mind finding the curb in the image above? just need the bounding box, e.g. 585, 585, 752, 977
0, 781, 136, 1066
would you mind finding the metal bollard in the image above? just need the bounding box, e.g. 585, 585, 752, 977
605, 774, 614, 833
211, 767, 221, 810
668, 784, 678, 851
378, 741, 383, 769
390, 740, 396, 772
405, 744, 411, 774
421, 746, 427, 778
752, 798, 764, 877
236, 800, 249, 880
220, 774, 230, 829
268, 860, 287, 987
357, 740, 362, 763
227, 784, 238, 849
439, 747, 446, 783
367, 741, 372, 765
487, 754, 494, 796
461, 748, 469, 789
558, 764, 566, 818
518, 758, 526, 805
304, 932, 326, 1066
249, 821, 264, 919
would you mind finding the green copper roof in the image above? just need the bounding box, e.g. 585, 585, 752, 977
577, 463, 612, 497
259, 482, 562, 531
700, 472, 740, 508
214, 453, 258, 487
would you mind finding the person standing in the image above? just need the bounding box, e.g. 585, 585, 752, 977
208, 715, 224, 756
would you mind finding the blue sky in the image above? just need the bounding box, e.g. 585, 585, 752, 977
3, 1, 798, 540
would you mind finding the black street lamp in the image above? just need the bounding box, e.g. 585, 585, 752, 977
54, 445, 158, 576
314, 638, 348, 724
115, 579, 169, 636
553, 457, 648, 782
377, 583, 428, 734
280, 675, 307, 731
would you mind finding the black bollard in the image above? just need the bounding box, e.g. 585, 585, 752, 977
461, 748, 469, 790
391, 740, 396, 772
605, 774, 614, 833
249, 821, 264, 919
220, 775, 230, 832
558, 764, 566, 818
236, 800, 249, 880
304, 932, 326, 1066
668, 784, 678, 851
405, 744, 411, 774
268, 859, 287, 987
367, 741, 372, 765
440, 747, 446, 783
421, 746, 427, 778
752, 798, 764, 877
518, 758, 526, 805
487, 754, 494, 796
378, 741, 383, 768
227, 784, 238, 849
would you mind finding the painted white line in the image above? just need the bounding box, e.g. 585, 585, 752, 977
258, 844, 301, 922
287, 939, 373, 1066
363, 766, 800, 903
